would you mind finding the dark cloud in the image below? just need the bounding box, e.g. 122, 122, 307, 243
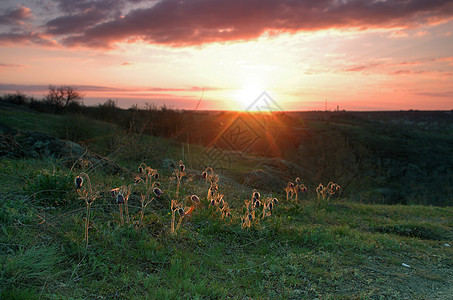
0, 32, 57, 47
56, 0, 453, 48
0, 5, 32, 25
45, 0, 130, 35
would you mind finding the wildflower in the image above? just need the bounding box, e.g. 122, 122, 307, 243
273, 198, 279, 205
153, 188, 163, 197
74, 176, 83, 189
179, 163, 185, 172
289, 182, 294, 189
248, 214, 253, 220
178, 208, 185, 217
201, 171, 207, 179
269, 202, 273, 211
255, 200, 260, 208
117, 193, 124, 204
154, 173, 159, 180
253, 190, 260, 200
138, 166, 143, 174
210, 199, 215, 206
191, 195, 200, 203
295, 177, 300, 184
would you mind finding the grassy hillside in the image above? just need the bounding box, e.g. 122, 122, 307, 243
0, 103, 452, 299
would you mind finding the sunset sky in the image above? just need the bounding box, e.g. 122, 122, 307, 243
1, 0, 452, 111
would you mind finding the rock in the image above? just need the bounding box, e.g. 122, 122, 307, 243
0, 128, 129, 175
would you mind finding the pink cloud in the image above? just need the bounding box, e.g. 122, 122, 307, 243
0, 32, 57, 47
0, 5, 32, 25
50, 0, 453, 48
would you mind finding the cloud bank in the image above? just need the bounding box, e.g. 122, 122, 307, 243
1, 0, 453, 48
59, 0, 453, 48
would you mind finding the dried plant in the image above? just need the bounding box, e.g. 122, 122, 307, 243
261, 197, 279, 219
284, 178, 307, 202
316, 182, 341, 201
110, 188, 124, 226
284, 182, 295, 201
173, 160, 186, 199
204, 167, 220, 201
134, 163, 162, 226
75, 172, 99, 249
170, 197, 195, 234
314, 182, 341, 217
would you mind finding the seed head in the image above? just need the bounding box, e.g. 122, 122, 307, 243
117, 193, 124, 204
255, 200, 260, 208
154, 173, 159, 180
253, 191, 260, 200
268, 202, 273, 210
295, 177, 300, 184
74, 176, 83, 189
178, 208, 185, 217
248, 214, 253, 220
201, 171, 207, 179
191, 195, 200, 203
273, 198, 279, 205
153, 188, 163, 197
179, 163, 185, 172
210, 199, 215, 206
289, 182, 294, 189
138, 166, 143, 174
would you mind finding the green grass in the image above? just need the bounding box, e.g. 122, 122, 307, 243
1, 155, 452, 298
1, 106, 452, 298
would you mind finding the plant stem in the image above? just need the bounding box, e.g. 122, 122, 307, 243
85, 202, 90, 249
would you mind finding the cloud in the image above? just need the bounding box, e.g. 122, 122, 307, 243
0, 83, 220, 93
0, 63, 26, 69
0, 5, 32, 26
415, 91, 453, 98
0, 32, 57, 47
45, 0, 132, 35
54, 0, 453, 48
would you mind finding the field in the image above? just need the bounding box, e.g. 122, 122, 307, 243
0, 100, 452, 299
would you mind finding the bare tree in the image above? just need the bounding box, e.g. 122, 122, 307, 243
46, 85, 84, 110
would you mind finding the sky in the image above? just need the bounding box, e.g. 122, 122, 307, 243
0, 0, 452, 111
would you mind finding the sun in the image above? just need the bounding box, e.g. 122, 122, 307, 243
231, 86, 264, 111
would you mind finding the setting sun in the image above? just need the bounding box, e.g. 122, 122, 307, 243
231, 86, 265, 111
